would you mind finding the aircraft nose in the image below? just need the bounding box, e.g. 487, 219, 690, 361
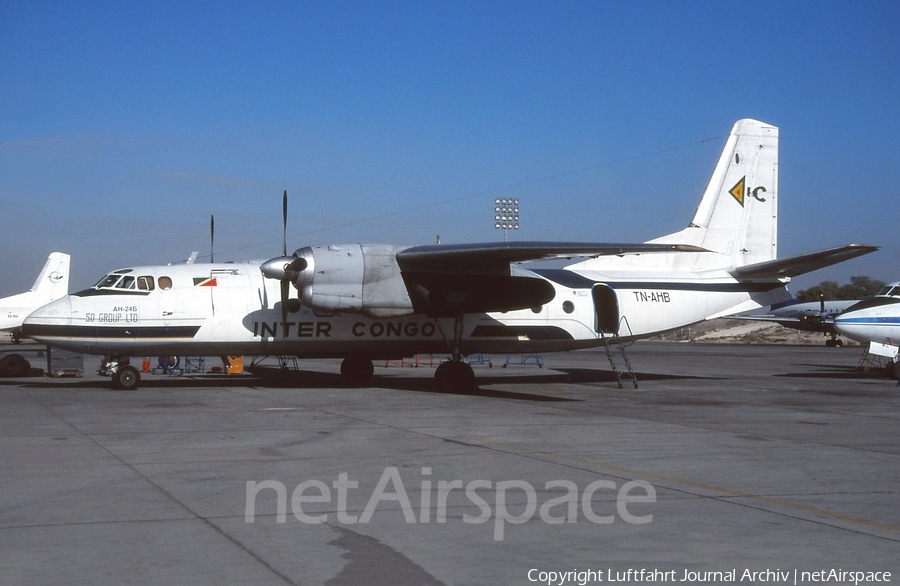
832, 312, 868, 343
21, 295, 74, 339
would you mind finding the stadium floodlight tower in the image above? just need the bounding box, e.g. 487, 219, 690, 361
493, 197, 519, 242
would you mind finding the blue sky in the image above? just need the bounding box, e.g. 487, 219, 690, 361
1, 0, 898, 296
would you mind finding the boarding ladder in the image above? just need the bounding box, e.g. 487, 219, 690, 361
855, 345, 892, 376
599, 317, 638, 389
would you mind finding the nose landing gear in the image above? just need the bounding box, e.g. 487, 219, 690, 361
100, 357, 141, 390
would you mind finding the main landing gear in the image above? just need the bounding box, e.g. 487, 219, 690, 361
337, 353, 476, 393
434, 360, 475, 392
433, 314, 477, 393
340, 356, 375, 385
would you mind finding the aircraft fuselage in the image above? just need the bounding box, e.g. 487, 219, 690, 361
23, 259, 789, 358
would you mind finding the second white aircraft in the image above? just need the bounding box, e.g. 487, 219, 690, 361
834, 283, 900, 359
1, 252, 70, 342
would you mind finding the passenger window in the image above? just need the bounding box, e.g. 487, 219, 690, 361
137, 276, 155, 291
159, 276, 173, 290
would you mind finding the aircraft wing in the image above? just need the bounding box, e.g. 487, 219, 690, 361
730, 313, 837, 334
730, 244, 878, 279
397, 241, 708, 270
395, 241, 706, 316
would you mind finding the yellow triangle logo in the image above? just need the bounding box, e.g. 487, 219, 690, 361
729, 176, 745, 207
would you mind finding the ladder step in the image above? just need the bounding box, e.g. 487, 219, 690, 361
600, 327, 638, 389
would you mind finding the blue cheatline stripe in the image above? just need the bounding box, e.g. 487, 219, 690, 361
835, 317, 900, 325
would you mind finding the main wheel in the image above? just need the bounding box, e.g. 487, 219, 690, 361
340, 357, 375, 385
434, 361, 476, 393
112, 365, 141, 390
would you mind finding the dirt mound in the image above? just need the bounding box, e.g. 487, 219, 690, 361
655, 319, 857, 346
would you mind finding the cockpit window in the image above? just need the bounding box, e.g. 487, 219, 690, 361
116, 276, 136, 289
877, 285, 900, 297
93, 273, 157, 291
95, 274, 122, 288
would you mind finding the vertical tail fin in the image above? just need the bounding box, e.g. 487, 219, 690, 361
649, 119, 779, 270
30, 252, 70, 303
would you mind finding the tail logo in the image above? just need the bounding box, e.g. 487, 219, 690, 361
728, 176, 767, 207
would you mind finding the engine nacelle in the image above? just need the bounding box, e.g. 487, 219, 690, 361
292, 244, 415, 318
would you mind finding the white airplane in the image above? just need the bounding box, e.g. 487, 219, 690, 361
1, 252, 71, 342
22, 119, 877, 390
733, 296, 861, 346
833, 283, 900, 358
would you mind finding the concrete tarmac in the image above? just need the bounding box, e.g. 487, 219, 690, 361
1, 342, 898, 585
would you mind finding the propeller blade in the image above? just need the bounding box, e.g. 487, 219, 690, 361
210, 215, 215, 263
282, 189, 288, 257
280, 279, 290, 340
259, 189, 304, 340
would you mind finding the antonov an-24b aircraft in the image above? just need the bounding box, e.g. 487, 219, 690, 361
23, 119, 877, 390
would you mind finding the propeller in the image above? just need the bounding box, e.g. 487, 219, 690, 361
282, 189, 288, 257
210, 215, 215, 263
279, 190, 290, 336
260, 190, 309, 339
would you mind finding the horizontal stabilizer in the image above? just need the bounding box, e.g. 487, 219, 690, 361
397, 241, 708, 271
730, 314, 809, 325
730, 244, 878, 279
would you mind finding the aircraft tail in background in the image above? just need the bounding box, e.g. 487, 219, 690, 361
0, 252, 71, 334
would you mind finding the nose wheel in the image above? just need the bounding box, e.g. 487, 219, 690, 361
112, 364, 141, 390
100, 357, 141, 390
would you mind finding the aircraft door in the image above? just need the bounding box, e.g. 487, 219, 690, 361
591, 284, 619, 335
209, 269, 252, 318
